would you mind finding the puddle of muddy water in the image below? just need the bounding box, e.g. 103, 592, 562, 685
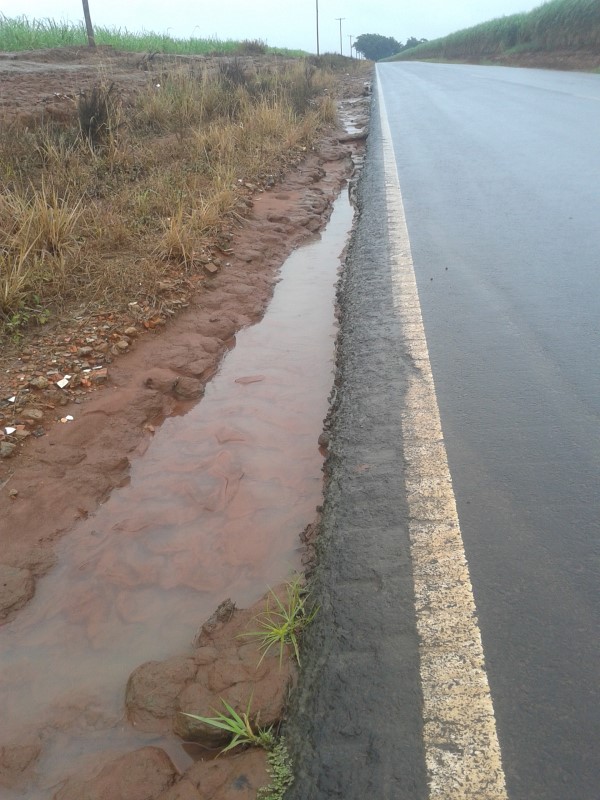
0, 190, 354, 799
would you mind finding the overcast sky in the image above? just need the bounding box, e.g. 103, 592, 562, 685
0, 1, 545, 54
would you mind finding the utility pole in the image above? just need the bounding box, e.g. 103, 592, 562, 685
348, 34, 353, 58
81, 0, 96, 48
335, 17, 345, 56
315, 0, 320, 56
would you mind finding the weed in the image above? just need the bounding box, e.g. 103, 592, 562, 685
78, 83, 120, 148
182, 697, 275, 754
258, 738, 294, 800
243, 576, 318, 666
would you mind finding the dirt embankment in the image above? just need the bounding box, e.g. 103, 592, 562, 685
413, 48, 600, 72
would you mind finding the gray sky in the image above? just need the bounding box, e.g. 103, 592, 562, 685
0, 1, 545, 54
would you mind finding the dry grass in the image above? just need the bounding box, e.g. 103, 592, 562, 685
0, 59, 341, 335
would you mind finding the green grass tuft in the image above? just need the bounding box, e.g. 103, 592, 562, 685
182, 697, 275, 754
243, 576, 318, 666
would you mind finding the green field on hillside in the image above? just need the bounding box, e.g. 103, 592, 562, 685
0, 15, 306, 57
390, 0, 600, 61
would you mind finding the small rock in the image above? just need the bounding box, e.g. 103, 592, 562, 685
21, 408, 43, 422
172, 377, 204, 400
29, 376, 49, 390
0, 442, 16, 459
14, 429, 30, 440
318, 432, 330, 449
8, 489, 18, 498
116, 340, 129, 351
78, 346, 93, 357
203, 263, 219, 275
197, 599, 236, 641
88, 368, 108, 383
124, 326, 138, 337
95, 341, 110, 353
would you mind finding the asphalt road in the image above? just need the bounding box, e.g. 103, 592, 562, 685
376, 62, 600, 800
288, 63, 599, 800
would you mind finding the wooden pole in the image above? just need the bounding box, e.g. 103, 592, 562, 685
82, 0, 96, 48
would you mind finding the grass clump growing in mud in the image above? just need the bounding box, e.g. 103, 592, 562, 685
183, 700, 294, 799
243, 575, 318, 666
182, 697, 275, 754
0, 59, 339, 337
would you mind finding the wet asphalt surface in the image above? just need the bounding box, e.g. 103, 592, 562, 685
288, 63, 600, 799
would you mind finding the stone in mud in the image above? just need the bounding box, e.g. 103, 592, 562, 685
0, 564, 34, 618
126, 656, 199, 733
29, 375, 49, 389
196, 598, 236, 642
0, 442, 16, 459
20, 407, 44, 422
173, 376, 204, 400
53, 746, 177, 800
143, 368, 176, 390
0, 739, 41, 790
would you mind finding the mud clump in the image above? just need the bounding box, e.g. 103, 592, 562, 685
126, 594, 296, 748
53, 746, 178, 800
0, 564, 34, 619
0, 738, 41, 790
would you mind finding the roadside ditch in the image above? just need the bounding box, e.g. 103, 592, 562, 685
0, 85, 370, 800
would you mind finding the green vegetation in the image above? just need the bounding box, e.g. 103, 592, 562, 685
183, 703, 294, 798
182, 697, 275, 754
354, 33, 427, 61
391, 0, 600, 62
354, 33, 403, 61
0, 61, 338, 334
0, 15, 305, 57
258, 738, 294, 800
243, 576, 318, 666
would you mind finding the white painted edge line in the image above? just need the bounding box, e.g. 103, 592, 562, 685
376, 69, 509, 799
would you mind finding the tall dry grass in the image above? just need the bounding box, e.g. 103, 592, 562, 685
0, 59, 339, 333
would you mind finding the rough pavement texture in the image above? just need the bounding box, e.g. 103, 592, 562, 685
285, 92, 429, 798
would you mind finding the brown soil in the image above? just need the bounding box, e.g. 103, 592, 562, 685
425, 48, 600, 72
0, 47, 370, 622
488, 48, 600, 71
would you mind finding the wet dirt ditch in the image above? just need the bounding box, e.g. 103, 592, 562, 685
0, 165, 360, 797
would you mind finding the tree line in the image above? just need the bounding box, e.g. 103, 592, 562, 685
353, 33, 428, 61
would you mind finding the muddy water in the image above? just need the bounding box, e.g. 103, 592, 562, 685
0, 191, 354, 799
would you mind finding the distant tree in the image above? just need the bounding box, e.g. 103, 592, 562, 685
82, 0, 96, 48
354, 33, 402, 61
401, 36, 428, 51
